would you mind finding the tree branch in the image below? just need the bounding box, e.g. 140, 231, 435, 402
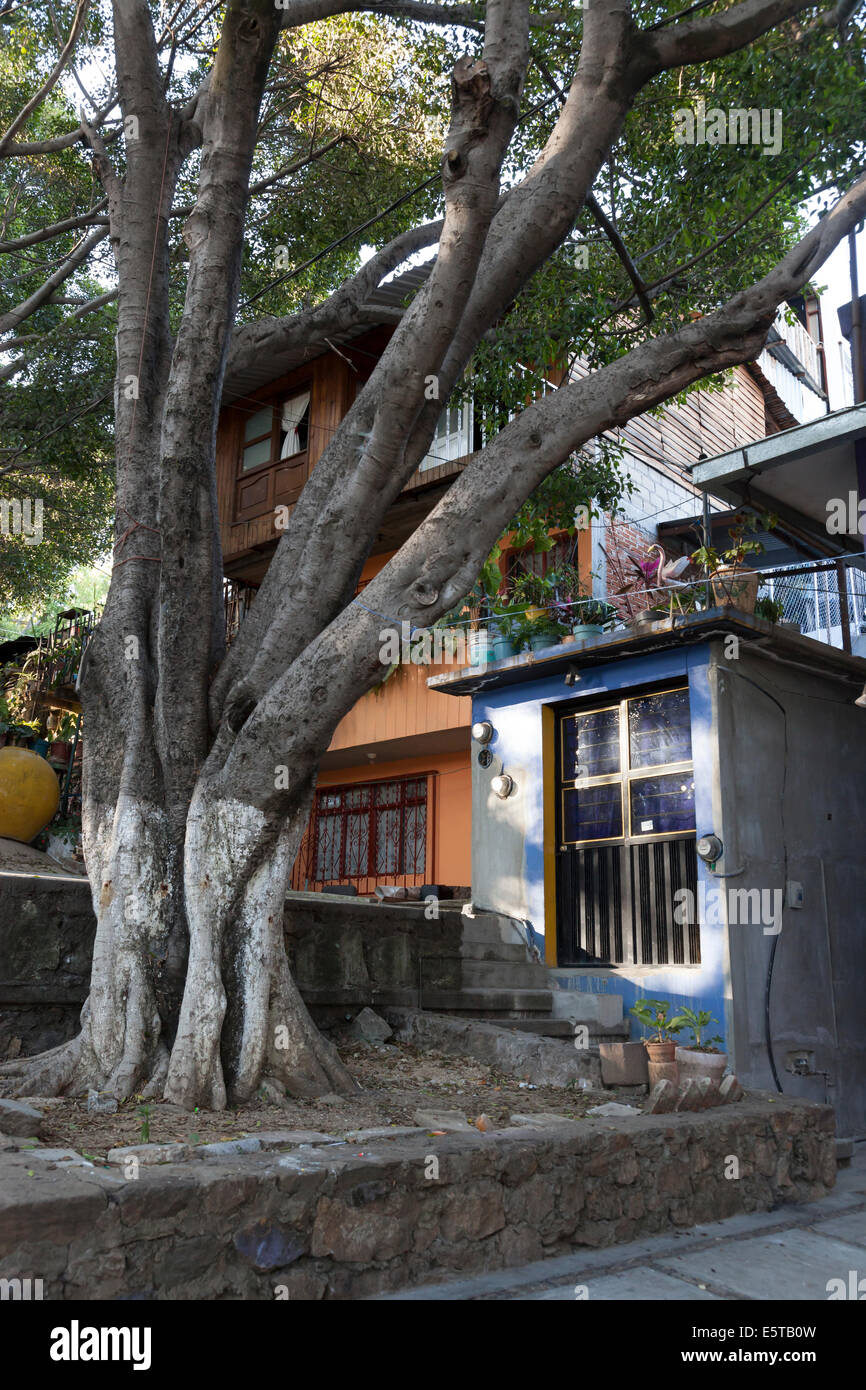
169, 132, 350, 219
0, 100, 119, 158
212, 0, 532, 722
276, 0, 512, 33
638, 0, 828, 75
0, 0, 91, 157
226, 213, 442, 379
0, 226, 109, 334
0, 200, 109, 253
0, 289, 117, 383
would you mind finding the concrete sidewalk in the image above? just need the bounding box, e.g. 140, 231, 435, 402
376, 1143, 866, 1301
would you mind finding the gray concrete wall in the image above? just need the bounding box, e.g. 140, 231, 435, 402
712, 641, 866, 1137
0, 875, 94, 1058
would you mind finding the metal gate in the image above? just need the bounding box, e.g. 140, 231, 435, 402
555, 686, 700, 967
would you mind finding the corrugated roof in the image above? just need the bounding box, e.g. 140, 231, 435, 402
222, 263, 432, 404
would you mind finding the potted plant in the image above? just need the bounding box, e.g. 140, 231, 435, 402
9, 719, 41, 747
571, 597, 616, 639
510, 570, 554, 626
674, 1007, 727, 1084
633, 995, 686, 1067
489, 608, 520, 660
46, 811, 83, 866
467, 624, 491, 665
49, 712, 78, 765
514, 612, 565, 653
691, 516, 773, 615
754, 595, 784, 623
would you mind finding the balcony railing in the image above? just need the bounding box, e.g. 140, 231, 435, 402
601, 553, 866, 656
757, 558, 866, 655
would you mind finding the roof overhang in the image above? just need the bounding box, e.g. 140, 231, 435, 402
221, 264, 432, 405
687, 402, 866, 547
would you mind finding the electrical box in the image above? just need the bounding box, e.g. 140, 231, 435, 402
785, 881, 805, 909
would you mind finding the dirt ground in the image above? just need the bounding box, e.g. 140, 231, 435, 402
20, 1032, 597, 1162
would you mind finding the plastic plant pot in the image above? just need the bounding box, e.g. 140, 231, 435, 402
571, 623, 604, 640
491, 637, 517, 660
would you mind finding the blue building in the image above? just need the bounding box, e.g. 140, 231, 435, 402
431, 406, 866, 1139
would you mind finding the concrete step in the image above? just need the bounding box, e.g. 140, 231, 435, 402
460, 941, 532, 963
549, 988, 624, 1028
487, 1017, 629, 1041
461, 960, 552, 990
459, 913, 529, 947
421, 987, 554, 1015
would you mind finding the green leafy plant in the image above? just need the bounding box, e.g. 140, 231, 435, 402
51, 712, 79, 742
677, 1007, 725, 1053
630, 997, 689, 1042
691, 513, 776, 574
509, 569, 555, 611
571, 597, 616, 628
138, 1104, 152, 1143
754, 595, 785, 622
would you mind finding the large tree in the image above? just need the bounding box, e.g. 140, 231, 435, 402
2, 0, 865, 1109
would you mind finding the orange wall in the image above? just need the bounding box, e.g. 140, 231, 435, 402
328, 549, 472, 752
316, 749, 472, 887
330, 659, 471, 752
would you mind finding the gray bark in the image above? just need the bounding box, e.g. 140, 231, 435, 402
2, 0, 862, 1110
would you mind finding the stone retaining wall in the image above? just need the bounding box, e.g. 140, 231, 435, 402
283, 894, 467, 1019
0, 882, 472, 1052
0, 1097, 835, 1300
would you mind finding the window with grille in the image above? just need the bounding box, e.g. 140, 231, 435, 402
310, 776, 428, 884
560, 687, 695, 846
556, 686, 700, 967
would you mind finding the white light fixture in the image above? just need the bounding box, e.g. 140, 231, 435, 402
472, 720, 494, 744
491, 773, 514, 799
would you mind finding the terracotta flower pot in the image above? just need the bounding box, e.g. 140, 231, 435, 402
711, 565, 758, 613
645, 1038, 678, 1088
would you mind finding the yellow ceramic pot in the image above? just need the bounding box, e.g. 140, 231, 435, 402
0, 746, 60, 843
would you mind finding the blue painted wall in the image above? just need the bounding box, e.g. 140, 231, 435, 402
470, 642, 729, 1045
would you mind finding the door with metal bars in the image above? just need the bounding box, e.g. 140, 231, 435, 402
555, 685, 700, 967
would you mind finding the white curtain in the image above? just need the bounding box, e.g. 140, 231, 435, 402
280, 390, 310, 458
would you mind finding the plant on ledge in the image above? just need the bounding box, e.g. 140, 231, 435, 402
754, 594, 785, 623
691, 514, 776, 615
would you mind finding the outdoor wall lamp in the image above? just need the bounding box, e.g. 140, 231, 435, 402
490, 773, 514, 799
564, 665, 581, 687
696, 833, 724, 863
472, 720, 495, 744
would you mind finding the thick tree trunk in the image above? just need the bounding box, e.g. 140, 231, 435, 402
164, 784, 353, 1109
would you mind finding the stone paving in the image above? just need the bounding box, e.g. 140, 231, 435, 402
375, 1142, 866, 1300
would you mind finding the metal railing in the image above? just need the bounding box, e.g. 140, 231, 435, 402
757, 558, 866, 655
